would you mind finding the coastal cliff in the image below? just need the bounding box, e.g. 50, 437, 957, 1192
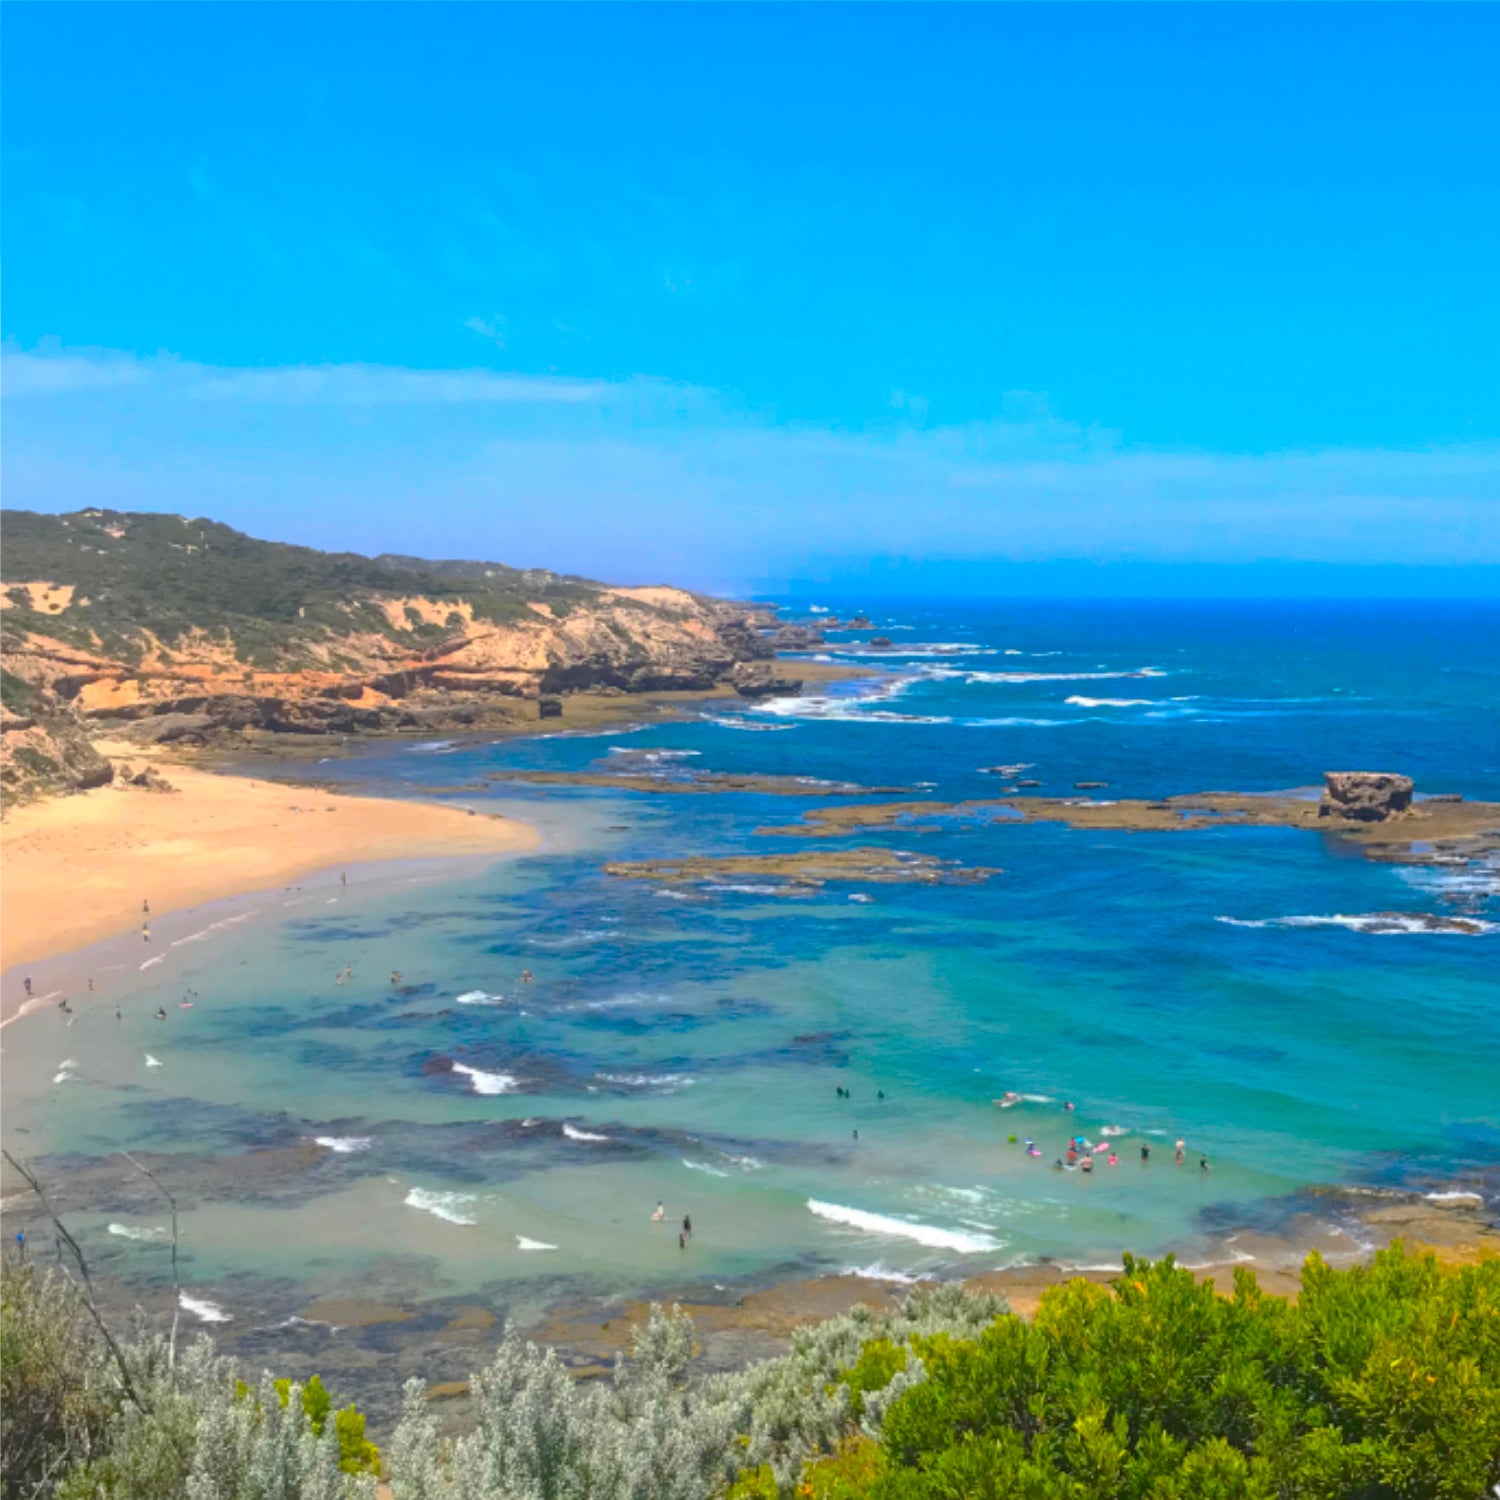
0, 509, 776, 804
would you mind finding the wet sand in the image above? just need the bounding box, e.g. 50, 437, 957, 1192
0, 755, 538, 987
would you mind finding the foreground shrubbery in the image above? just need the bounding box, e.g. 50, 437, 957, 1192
4, 1247, 1497, 1500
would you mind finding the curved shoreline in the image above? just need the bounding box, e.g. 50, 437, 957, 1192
0, 756, 538, 988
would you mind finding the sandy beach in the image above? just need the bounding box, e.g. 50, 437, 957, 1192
0, 755, 538, 988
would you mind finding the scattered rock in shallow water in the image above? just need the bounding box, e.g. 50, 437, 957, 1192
605, 847, 999, 889
771, 625, 826, 650
729, 661, 805, 699
1319, 771, 1414, 822
1074, 781, 1109, 790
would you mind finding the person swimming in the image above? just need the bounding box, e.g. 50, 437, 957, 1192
1108, 1152, 1118, 1167
1200, 1156, 1210, 1172
1080, 1154, 1093, 1173
521, 969, 534, 984
154, 1006, 166, 1021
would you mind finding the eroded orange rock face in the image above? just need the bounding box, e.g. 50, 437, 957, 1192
3, 590, 773, 773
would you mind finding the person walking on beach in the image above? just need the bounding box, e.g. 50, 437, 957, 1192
142, 921, 151, 943
23, 976, 32, 997
340, 871, 347, 888
143, 898, 150, 915
678, 1231, 686, 1249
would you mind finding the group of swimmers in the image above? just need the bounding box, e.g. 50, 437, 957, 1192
651, 1201, 695, 1249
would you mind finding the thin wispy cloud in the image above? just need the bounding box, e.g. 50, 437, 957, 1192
3, 346, 626, 406
3, 342, 1496, 587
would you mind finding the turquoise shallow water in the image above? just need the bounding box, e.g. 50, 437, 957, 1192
4, 600, 1497, 1323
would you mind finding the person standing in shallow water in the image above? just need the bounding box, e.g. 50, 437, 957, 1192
682, 1213, 692, 1239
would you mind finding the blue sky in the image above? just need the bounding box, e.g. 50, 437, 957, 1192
3, 4, 1498, 594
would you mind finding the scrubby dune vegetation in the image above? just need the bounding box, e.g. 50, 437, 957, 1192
3, 1249, 1496, 1500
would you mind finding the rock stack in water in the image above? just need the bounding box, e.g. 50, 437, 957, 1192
1318, 771, 1414, 822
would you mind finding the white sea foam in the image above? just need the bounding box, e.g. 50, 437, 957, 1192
53, 1060, 77, 1085
404, 1187, 478, 1225
703, 716, 796, 732
598, 1072, 696, 1090
456, 990, 506, 1006
516, 1235, 558, 1251
1216, 913, 1495, 936
412, 739, 457, 753
562, 1122, 612, 1142
706, 883, 786, 896
807, 1199, 1001, 1254
840, 1265, 933, 1284
108, 1223, 165, 1241
315, 1136, 372, 1153
654, 889, 692, 900
1424, 1189, 1485, 1204
171, 912, 253, 947
682, 1159, 729, 1177
947, 668, 1166, 685
180, 1293, 232, 1323
139, 955, 164, 971
451, 1063, 518, 1095
145, 1054, 163, 1068
1064, 697, 1154, 708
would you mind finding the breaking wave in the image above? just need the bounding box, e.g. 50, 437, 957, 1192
1216, 913, 1495, 936
808, 1199, 1001, 1254
404, 1187, 478, 1225
315, 1136, 372, 1153
108, 1223, 165, 1241
180, 1293, 232, 1323
451, 1063, 519, 1094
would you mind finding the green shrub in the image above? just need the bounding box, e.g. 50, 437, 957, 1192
866, 1248, 1500, 1499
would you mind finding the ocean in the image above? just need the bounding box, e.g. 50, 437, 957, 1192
6, 599, 1498, 1335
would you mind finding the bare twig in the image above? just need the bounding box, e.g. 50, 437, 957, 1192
1, 1149, 145, 1410
120, 1150, 180, 1369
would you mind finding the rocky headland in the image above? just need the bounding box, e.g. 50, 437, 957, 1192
0, 509, 797, 806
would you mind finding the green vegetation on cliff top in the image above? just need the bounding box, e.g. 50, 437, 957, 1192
0, 509, 695, 667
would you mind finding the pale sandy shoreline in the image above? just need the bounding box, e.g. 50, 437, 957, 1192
0, 754, 538, 995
